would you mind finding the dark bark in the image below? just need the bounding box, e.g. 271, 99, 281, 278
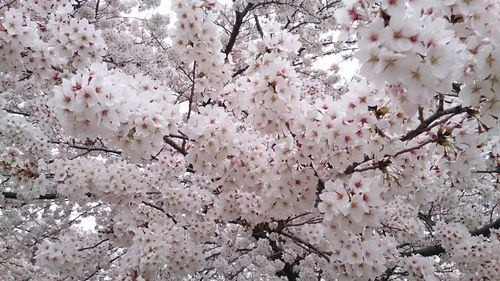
223, 3, 255, 57
402, 216, 500, 257
252, 223, 300, 281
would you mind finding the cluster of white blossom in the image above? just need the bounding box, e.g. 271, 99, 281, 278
0, 1, 106, 90
403, 254, 438, 281
36, 230, 107, 279
336, 0, 500, 128
171, 0, 230, 101
50, 158, 150, 202
48, 16, 106, 69
119, 222, 205, 279
0, 7, 53, 83
319, 172, 384, 229
0, 110, 52, 198
435, 222, 500, 280
146, 13, 170, 39
0, 0, 499, 280
382, 196, 427, 241
138, 0, 162, 11
50, 63, 181, 157
221, 24, 303, 134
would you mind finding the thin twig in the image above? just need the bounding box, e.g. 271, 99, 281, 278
3, 108, 30, 117
277, 230, 331, 262
0, 0, 17, 11
141, 200, 177, 224
186, 61, 197, 122
78, 239, 109, 251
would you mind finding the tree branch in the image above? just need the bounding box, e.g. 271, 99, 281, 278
223, 3, 255, 56
401, 105, 470, 142
78, 239, 109, 252
186, 61, 197, 122
2, 192, 57, 200
49, 141, 122, 155
3, 108, 30, 117
277, 230, 331, 262
95, 0, 100, 22
2, 191, 92, 200
0, 0, 17, 11
402, 216, 500, 257
253, 14, 263, 38
141, 200, 177, 224
163, 136, 188, 156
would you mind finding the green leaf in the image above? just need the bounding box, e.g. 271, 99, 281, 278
127, 127, 136, 140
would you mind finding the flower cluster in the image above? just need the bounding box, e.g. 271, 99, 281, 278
222, 24, 303, 135
0, 112, 52, 199
381, 196, 427, 241
36, 230, 107, 279
48, 17, 106, 69
319, 172, 384, 230
0, 1, 105, 94
120, 224, 205, 279
0, 8, 48, 81
434, 221, 500, 280
404, 255, 438, 281
171, 0, 230, 101
50, 158, 151, 203
51, 63, 180, 158
1, 0, 499, 280
146, 13, 170, 39
324, 232, 397, 281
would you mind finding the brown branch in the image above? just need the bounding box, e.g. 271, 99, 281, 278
95, 0, 100, 21
78, 239, 109, 252
345, 137, 442, 174
314, 178, 325, 207
401, 105, 470, 141
83, 267, 100, 281
83, 251, 125, 281
3, 108, 30, 117
342, 134, 441, 177
49, 141, 122, 155
223, 3, 255, 56
2, 191, 92, 200
141, 200, 177, 224
471, 216, 500, 237
338, 105, 471, 177
186, 61, 196, 122
0, 0, 17, 11
375, 266, 396, 281
168, 133, 190, 140
163, 136, 187, 156
402, 216, 500, 257
251, 222, 301, 281
183, 61, 197, 151
1, 176, 11, 185
70, 146, 122, 158
253, 14, 263, 38
474, 166, 500, 174
277, 230, 331, 262
417, 211, 435, 233
2, 192, 57, 200
149, 32, 167, 51
5, 193, 179, 225
392, 138, 436, 158
232, 65, 249, 78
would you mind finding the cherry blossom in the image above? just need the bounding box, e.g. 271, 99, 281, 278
0, 0, 499, 280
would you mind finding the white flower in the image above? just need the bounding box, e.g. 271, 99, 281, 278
2, 9, 24, 35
